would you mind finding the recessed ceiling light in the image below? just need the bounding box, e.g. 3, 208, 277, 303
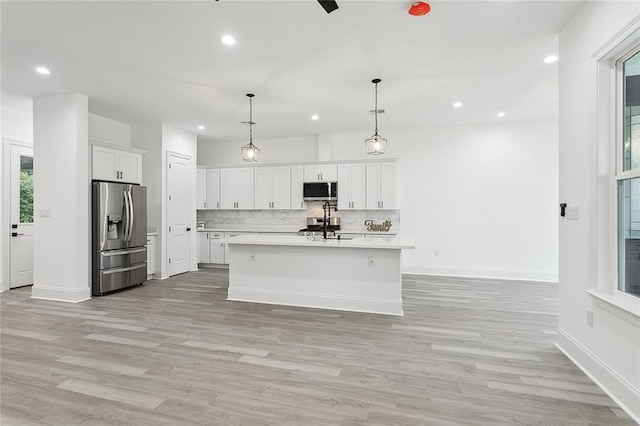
543, 55, 558, 64
453, 101, 463, 108
311, 114, 319, 121
198, 125, 205, 130
496, 112, 506, 118
35, 66, 50, 75
221, 35, 236, 46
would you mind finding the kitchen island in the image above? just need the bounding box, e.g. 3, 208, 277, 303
225, 234, 414, 316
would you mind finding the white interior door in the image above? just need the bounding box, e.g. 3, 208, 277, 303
10, 144, 34, 288
167, 153, 192, 277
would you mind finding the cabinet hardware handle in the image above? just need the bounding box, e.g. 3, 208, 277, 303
204, 202, 206, 208
381, 201, 384, 208
217, 202, 220, 208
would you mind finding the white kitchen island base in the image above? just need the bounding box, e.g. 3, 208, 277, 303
226, 235, 414, 316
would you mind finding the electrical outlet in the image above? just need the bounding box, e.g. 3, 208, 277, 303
587, 310, 593, 327
434, 250, 440, 257
250, 254, 256, 262
368, 256, 374, 266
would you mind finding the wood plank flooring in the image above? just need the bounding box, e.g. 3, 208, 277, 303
0, 270, 635, 425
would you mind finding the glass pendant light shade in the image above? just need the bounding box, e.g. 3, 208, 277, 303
241, 142, 260, 162
241, 93, 260, 162
365, 133, 387, 155
366, 78, 387, 155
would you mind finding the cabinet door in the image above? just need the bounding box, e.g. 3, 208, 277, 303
304, 165, 321, 182
379, 162, 396, 209
206, 169, 221, 209
337, 164, 352, 210
208, 233, 225, 264
236, 168, 254, 209
290, 166, 305, 210
219, 169, 237, 209
320, 164, 338, 182
196, 169, 206, 209
350, 163, 366, 209
118, 151, 142, 184
146, 235, 156, 276
271, 166, 291, 209
254, 167, 272, 210
92, 146, 119, 181
197, 232, 210, 263
366, 162, 381, 210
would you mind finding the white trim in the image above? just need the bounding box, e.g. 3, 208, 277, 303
556, 328, 640, 424
401, 265, 558, 283
88, 137, 146, 155
31, 285, 91, 303
228, 287, 403, 316
585, 289, 640, 323
593, 15, 640, 61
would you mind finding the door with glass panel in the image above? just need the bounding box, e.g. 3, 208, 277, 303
10, 144, 34, 288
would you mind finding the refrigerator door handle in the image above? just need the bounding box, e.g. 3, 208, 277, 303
123, 189, 130, 243
102, 247, 147, 256
103, 263, 147, 275
127, 188, 134, 242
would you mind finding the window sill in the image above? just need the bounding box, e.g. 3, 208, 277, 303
585, 289, 640, 324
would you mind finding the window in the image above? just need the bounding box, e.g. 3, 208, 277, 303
616, 46, 640, 297
19, 155, 33, 224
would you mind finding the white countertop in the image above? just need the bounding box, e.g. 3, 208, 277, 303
224, 234, 414, 250
197, 227, 397, 236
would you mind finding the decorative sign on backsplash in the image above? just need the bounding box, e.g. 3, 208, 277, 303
364, 219, 392, 232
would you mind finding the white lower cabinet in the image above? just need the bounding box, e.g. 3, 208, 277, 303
146, 235, 156, 278
197, 232, 225, 264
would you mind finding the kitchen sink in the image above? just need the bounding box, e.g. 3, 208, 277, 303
325, 236, 354, 241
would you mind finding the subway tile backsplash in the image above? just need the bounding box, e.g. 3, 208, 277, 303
197, 202, 400, 234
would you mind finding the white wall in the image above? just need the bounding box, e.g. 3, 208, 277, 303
132, 123, 198, 279
326, 120, 559, 281
31, 93, 90, 302
3, 106, 33, 142
88, 113, 131, 147
557, 2, 640, 422
198, 135, 317, 166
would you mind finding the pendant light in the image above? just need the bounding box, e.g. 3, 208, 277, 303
365, 78, 387, 155
241, 93, 260, 162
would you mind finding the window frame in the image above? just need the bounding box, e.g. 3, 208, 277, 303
591, 21, 640, 318
613, 43, 640, 299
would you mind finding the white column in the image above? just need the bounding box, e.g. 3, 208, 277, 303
32, 93, 90, 302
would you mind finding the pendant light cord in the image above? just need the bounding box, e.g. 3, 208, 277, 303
249, 96, 254, 146
374, 82, 379, 135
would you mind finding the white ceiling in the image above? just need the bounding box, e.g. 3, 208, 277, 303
1, 1, 582, 144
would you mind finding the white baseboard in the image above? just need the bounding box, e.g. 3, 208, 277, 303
228, 287, 403, 316
402, 265, 558, 282
31, 285, 91, 303
556, 328, 640, 423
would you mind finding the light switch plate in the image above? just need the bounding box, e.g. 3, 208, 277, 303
565, 205, 579, 220
39, 208, 51, 217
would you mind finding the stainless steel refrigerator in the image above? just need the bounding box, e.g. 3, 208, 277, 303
92, 181, 147, 296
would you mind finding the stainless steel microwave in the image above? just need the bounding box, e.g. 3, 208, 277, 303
303, 182, 337, 201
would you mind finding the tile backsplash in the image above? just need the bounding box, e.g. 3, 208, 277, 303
197, 202, 400, 234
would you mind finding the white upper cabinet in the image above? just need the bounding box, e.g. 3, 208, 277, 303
92, 145, 142, 184
220, 168, 254, 209
290, 165, 305, 210
205, 169, 221, 209
255, 166, 291, 209
366, 162, 396, 210
338, 163, 366, 210
196, 168, 206, 209
304, 164, 337, 182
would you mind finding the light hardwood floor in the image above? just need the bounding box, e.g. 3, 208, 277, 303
0, 270, 635, 425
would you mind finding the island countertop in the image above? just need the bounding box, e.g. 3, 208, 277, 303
223, 234, 415, 250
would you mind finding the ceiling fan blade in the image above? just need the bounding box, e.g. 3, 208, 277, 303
317, 0, 338, 14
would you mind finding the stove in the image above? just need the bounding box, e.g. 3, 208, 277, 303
298, 216, 340, 236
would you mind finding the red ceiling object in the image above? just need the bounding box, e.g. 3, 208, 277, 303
408, 1, 431, 16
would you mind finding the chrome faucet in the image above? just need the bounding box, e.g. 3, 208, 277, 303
322, 201, 338, 240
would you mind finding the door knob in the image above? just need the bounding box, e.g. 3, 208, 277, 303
186, 227, 192, 231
